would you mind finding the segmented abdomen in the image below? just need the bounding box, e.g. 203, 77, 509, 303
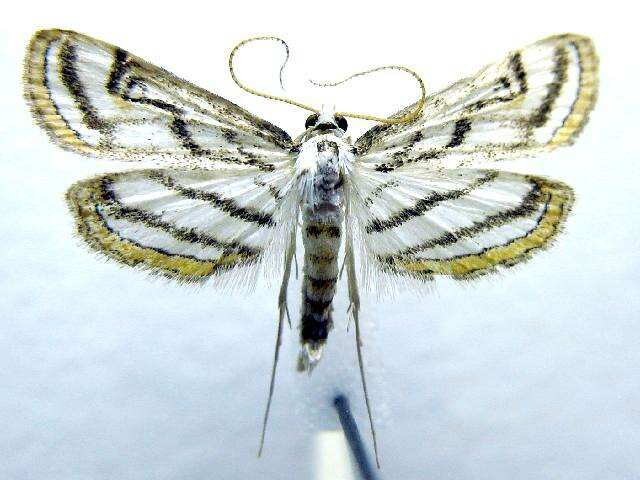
298, 220, 341, 370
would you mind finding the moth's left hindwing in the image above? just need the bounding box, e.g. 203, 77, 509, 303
347, 168, 574, 286
66, 168, 293, 284
24, 29, 293, 171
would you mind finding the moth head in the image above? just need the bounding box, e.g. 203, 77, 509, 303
304, 104, 348, 133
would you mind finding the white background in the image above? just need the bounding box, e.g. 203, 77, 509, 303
1, 1, 639, 479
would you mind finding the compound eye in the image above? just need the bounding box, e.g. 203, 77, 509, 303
305, 113, 319, 129
335, 115, 348, 132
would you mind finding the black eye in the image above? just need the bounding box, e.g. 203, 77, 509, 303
335, 115, 348, 132
305, 113, 319, 129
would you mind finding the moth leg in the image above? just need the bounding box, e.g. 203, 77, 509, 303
345, 230, 381, 468
279, 226, 297, 329
339, 254, 347, 280
258, 226, 297, 457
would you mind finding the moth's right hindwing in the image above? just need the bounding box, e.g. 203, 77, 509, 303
66, 168, 293, 285
24, 29, 293, 170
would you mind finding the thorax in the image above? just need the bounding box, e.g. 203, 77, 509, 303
295, 133, 353, 225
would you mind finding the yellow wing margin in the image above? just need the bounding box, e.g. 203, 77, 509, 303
381, 177, 574, 280
547, 34, 598, 148
24, 29, 93, 154
66, 175, 258, 283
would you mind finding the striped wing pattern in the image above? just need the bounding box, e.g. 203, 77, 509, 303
24, 29, 293, 171
25, 29, 299, 285
66, 168, 293, 284
355, 34, 598, 172
347, 168, 574, 284
24, 30, 595, 288
349, 33, 595, 285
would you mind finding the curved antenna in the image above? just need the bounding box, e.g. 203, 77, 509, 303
310, 65, 427, 125
228, 36, 319, 114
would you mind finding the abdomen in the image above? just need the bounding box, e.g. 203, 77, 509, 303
298, 220, 341, 371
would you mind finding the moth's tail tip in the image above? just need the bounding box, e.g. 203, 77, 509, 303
296, 342, 325, 373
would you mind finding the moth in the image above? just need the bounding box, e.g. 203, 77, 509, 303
24, 30, 598, 465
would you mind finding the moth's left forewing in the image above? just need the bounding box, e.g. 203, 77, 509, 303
355, 34, 598, 171
347, 167, 574, 290
24, 29, 293, 170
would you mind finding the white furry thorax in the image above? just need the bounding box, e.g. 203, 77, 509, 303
295, 134, 354, 223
